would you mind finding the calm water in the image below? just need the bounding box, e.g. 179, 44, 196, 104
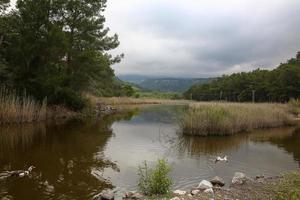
0, 105, 300, 200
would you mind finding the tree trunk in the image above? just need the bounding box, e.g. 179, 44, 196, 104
0, 35, 3, 46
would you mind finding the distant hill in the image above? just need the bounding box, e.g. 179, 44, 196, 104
118, 75, 212, 93
139, 78, 212, 92
118, 75, 159, 84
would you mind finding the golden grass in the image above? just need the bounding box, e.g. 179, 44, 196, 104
180, 102, 294, 136
288, 98, 300, 116
85, 94, 191, 106
0, 87, 47, 124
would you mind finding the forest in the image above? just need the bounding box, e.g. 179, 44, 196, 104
0, 0, 129, 110
184, 52, 300, 102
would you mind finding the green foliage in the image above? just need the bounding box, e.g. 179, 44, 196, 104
184, 52, 300, 102
0, 0, 123, 110
269, 171, 300, 200
137, 91, 182, 99
122, 84, 135, 96
138, 159, 172, 195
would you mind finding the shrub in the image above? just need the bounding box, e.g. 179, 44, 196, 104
53, 88, 87, 111
138, 159, 172, 195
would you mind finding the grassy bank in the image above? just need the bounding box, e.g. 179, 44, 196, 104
268, 171, 300, 200
0, 87, 47, 124
180, 102, 295, 136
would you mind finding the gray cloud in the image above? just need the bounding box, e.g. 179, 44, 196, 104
105, 0, 300, 77
10, 0, 300, 77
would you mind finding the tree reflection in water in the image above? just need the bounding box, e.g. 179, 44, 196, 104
0, 110, 137, 200
249, 127, 300, 165
176, 134, 248, 156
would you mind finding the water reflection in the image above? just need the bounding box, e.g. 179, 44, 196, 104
177, 134, 248, 156
0, 111, 137, 200
0, 124, 46, 160
250, 127, 300, 164
0, 105, 300, 200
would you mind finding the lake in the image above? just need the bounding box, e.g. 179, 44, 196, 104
0, 105, 299, 200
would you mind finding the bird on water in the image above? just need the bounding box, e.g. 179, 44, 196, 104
215, 156, 228, 163
9, 166, 36, 177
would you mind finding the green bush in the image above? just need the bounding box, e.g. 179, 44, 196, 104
53, 88, 88, 111
138, 159, 172, 195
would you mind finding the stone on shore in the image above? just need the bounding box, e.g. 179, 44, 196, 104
197, 180, 213, 190
96, 189, 114, 200
170, 197, 180, 200
124, 191, 143, 199
191, 189, 200, 195
204, 188, 214, 194
232, 172, 247, 185
210, 176, 225, 187
173, 189, 186, 195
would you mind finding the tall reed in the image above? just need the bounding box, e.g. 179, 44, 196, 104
180, 102, 294, 136
0, 87, 47, 124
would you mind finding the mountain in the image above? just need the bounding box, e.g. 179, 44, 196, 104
118, 75, 162, 84
118, 75, 212, 93
138, 78, 212, 92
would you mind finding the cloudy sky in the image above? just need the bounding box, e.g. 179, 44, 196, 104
9, 0, 300, 77
104, 0, 300, 77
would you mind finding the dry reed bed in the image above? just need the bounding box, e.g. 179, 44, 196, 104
0, 87, 47, 124
180, 102, 294, 136
86, 95, 191, 106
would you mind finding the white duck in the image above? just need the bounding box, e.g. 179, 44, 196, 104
10, 166, 35, 177
215, 156, 228, 163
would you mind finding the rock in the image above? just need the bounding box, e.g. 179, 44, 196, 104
191, 189, 200, 195
173, 189, 186, 195
130, 193, 143, 200
197, 180, 213, 190
210, 176, 225, 187
255, 175, 265, 180
124, 191, 143, 199
188, 194, 193, 197
232, 172, 247, 185
97, 189, 114, 200
170, 197, 180, 200
204, 188, 214, 194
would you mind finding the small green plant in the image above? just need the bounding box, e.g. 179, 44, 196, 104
138, 159, 172, 195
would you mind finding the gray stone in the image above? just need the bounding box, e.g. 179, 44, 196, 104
197, 180, 213, 190
210, 176, 225, 187
255, 175, 265, 180
232, 172, 247, 185
97, 189, 114, 200
204, 188, 214, 194
124, 191, 143, 199
191, 189, 200, 195
173, 190, 186, 195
